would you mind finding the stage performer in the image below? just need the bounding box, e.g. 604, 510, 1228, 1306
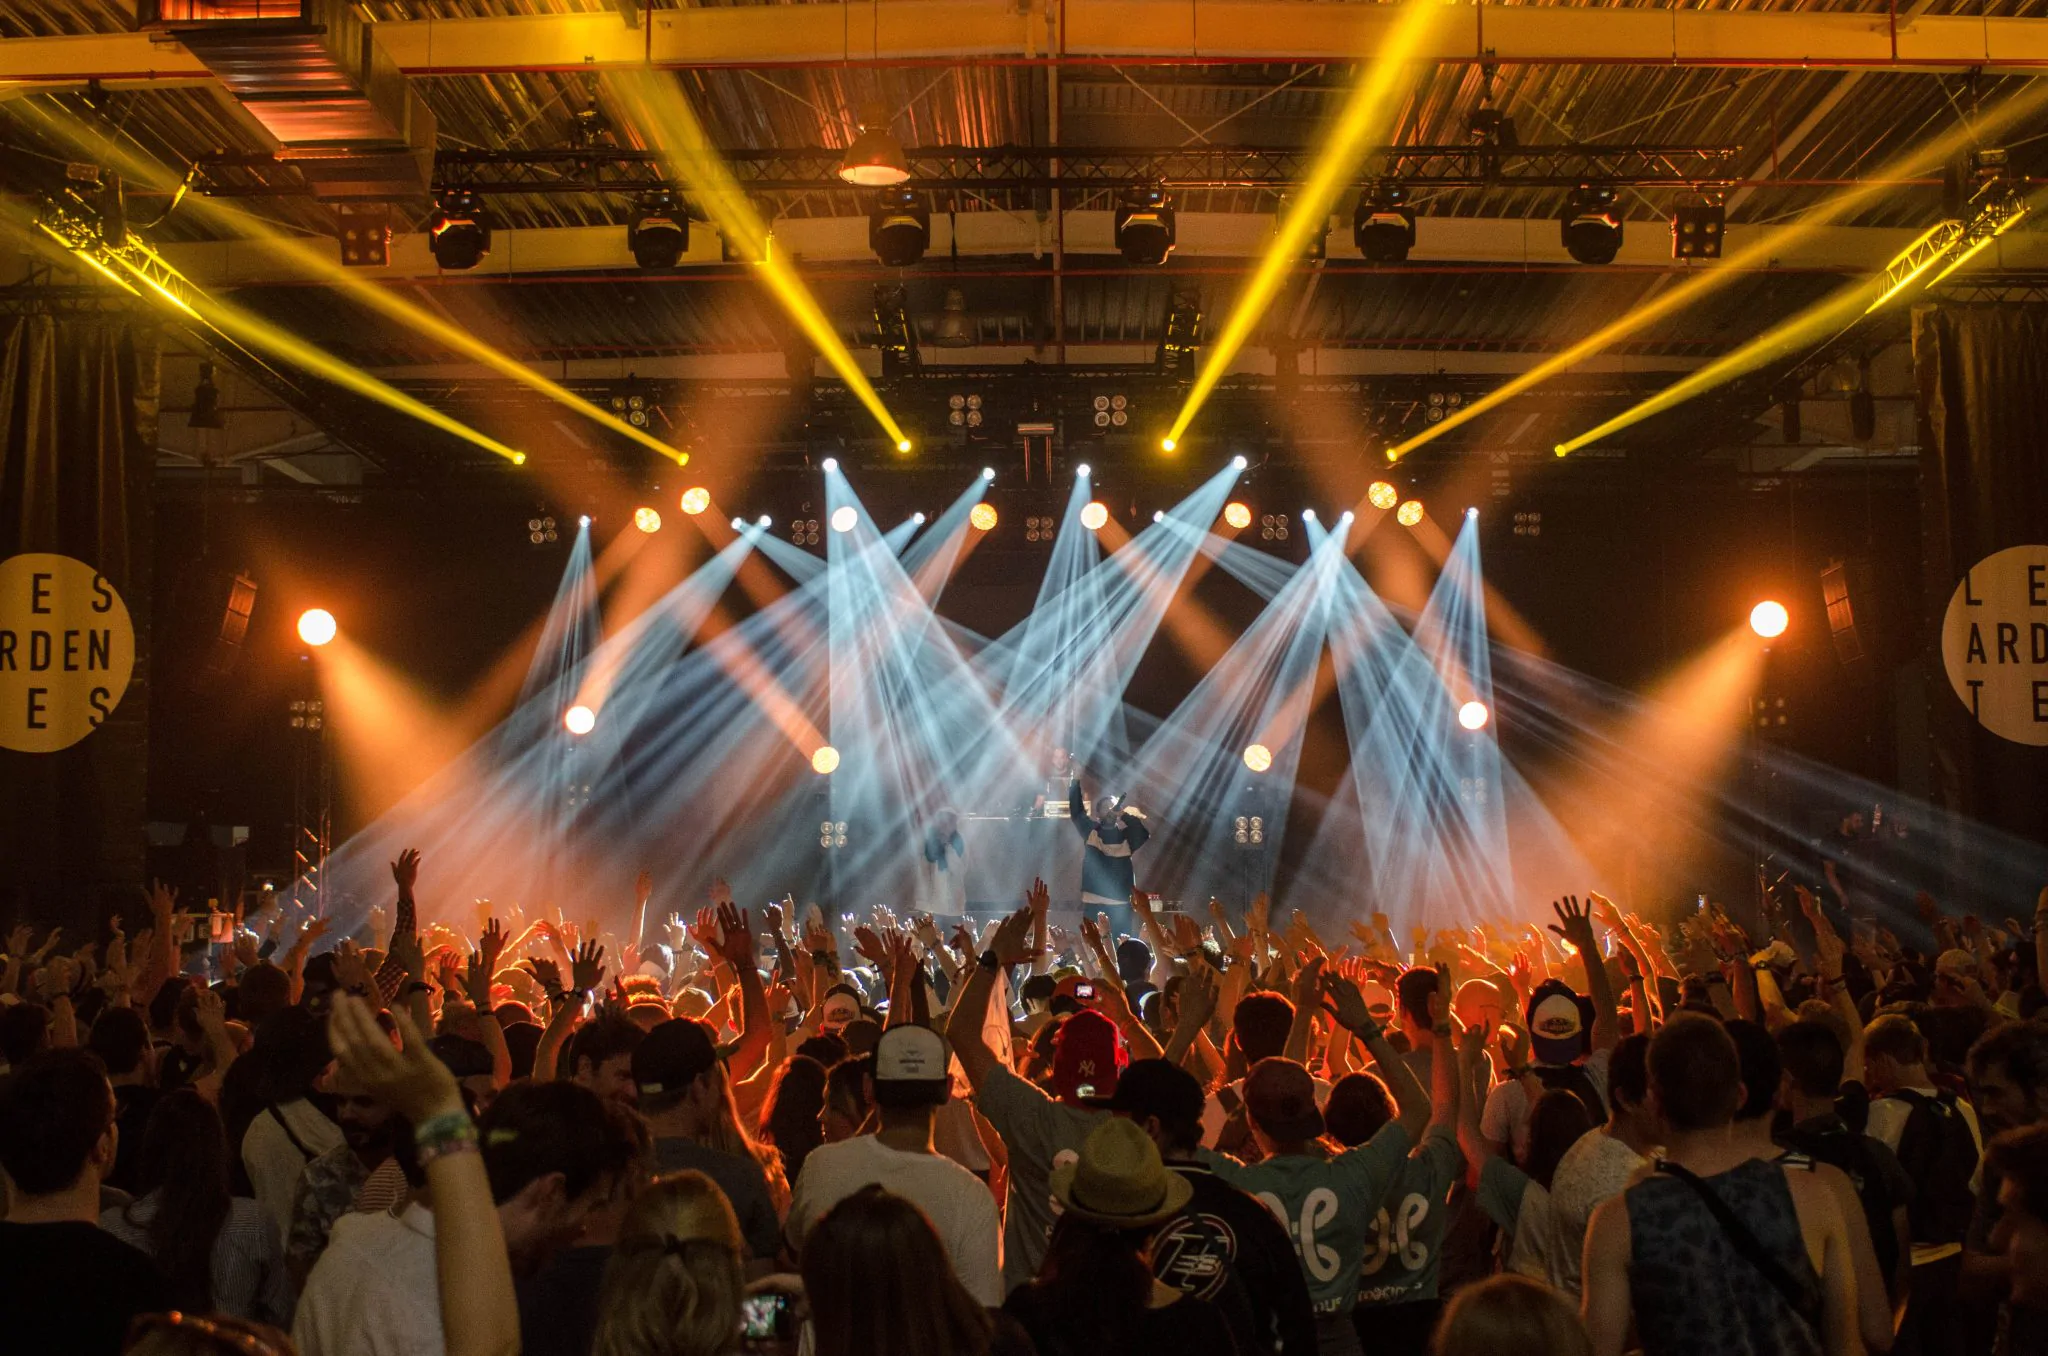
916, 807, 969, 922
1068, 778, 1150, 935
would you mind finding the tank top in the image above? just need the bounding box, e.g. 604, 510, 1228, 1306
1623, 1157, 1824, 1356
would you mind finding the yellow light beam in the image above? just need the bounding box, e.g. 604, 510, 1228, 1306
1165, 0, 1447, 452
1383, 79, 2048, 464
604, 72, 910, 451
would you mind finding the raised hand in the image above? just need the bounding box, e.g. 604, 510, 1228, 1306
522, 955, 564, 997
332, 940, 372, 994
1319, 970, 1378, 1036
1549, 896, 1597, 950
328, 994, 462, 1123
476, 918, 507, 978
570, 940, 607, 993
853, 925, 889, 968
991, 905, 1036, 967
763, 900, 786, 936
1171, 912, 1203, 956
635, 870, 654, 905
148, 880, 178, 923
708, 877, 734, 908
29, 927, 64, 964
714, 903, 753, 967
1248, 893, 1271, 937
913, 913, 943, 951
948, 922, 975, 957
465, 948, 494, 1008
803, 914, 836, 956
4, 924, 29, 958
1079, 913, 1103, 951
689, 906, 723, 956
432, 948, 463, 995
1291, 953, 1327, 1008
390, 848, 421, 895
1026, 877, 1051, 921
1178, 964, 1219, 1031
1131, 889, 1155, 925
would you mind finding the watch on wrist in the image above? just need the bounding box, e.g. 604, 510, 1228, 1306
978, 949, 1002, 972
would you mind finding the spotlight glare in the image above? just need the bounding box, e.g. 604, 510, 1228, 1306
564, 704, 596, 736
969, 503, 999, 531
1079, 501, 1110, 532
1232, 454, 1248, 470
821, 457, 840, 472
811, 744, 841, 775
982, 466, 996, 481
1367, 481, 1400, 510
1750, 600, 1790, 639
296, 608, 337, 647
757, 514, 772, 528
1076, 463, 1091, 478
731, 516, 746, 529
578, 515, 592, 528
1153, 510, 1165, 523
1302, 508, 1317, 523
896, 439, 912, 453
1457, 700, 1490, 732
633, 506, 662, 533
1466, 507, 1479, 518
679, 487, 711, 516
1161, 437, 1177, 453
1340, 510, 1354, 522
830, 506, 859, 533
912, 511, 927, 525
1223, 501, 1252, 530
1243, 743, 1274, 773
1396, 500, 1425, 528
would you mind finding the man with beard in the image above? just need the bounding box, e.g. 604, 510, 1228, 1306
285, 1066, 407, 1286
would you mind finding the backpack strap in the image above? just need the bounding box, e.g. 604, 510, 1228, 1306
267, 1103, 318, 1162
1656, 1160, 1821, 1330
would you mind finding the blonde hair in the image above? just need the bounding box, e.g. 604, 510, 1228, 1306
591, 1171, 746, 1356
697, 1061, 790, 1212
1431, 1275, 1591, 1356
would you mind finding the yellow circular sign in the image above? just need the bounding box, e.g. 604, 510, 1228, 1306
0, 553, 137, 753
1941, 543, 2048, 747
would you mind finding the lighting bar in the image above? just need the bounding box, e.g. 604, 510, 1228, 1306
1866, 178, 2027, 312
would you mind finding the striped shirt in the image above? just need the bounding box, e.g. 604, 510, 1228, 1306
101, 1193, 294, 1327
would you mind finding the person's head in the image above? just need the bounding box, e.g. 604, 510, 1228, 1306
123, 1313, 298, 1356
1243, 1057, 1326, 1153
1863, 1013, 1930, 1095
1969, 1021, 2048, 1133
820, 1055, 873, 1143
1607, 1032, 1651, 1131
250, 1006, 331, 1105
1396, 968, 1439, 1036
329, 1064, 397, 1161
568, 1014, 647, 1110
794, 1032, 849, 1069
1430, 1274, 1592, 1356
803, 1186, 995, 1356
1723, 1019, 1781, 1125
1453, 979, 1507, 1039
235, 963, 292, 1029
1231, 991, 1295, 1066
1115, 936, 1152, 992
1324, 1071, 1395, 1148
1776, 1019, 1848, 1108
87, 1006, 155, 1081
479, 1080, 639, 1268
1020, 974, 1056, 1014
1107, 1057, 1207, 1158
431, 1033, 500, 1116
633, 1019, 724, 1132
820, 984, 863, 1035
1038, 1118, 1192, 1331
1524, 1089, 1595, 1189
147, 976, 193, 1038
591, 1170, 745, 1356
0, 1001, 50, 1068
1648, 1013, 1744, 1136
839, 1018, 882, 1059
1988, 1123, 2048, 1310
1051, 1009, 1127, 1106
1527, 979, 1593, 1067
869, 1024, 952, 1115
762, 1055, 829, 1179
130, 1088, 233, 1312
0, 1047, 116, 1200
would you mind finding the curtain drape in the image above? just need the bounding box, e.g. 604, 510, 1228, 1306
0, 311, 160, 921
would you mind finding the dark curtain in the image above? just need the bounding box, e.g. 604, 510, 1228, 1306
0, 312, 160, 923
1912, 302, 2048, 847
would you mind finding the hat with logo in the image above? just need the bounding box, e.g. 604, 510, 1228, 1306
1242, 1056, 1325, 1142
1051, 1009, 1127, 1104
1526, 979, 1593, 1066
873, 1024, 950, 1084
632, 1018, 718, 1097
1049, 1116, 1193, 1228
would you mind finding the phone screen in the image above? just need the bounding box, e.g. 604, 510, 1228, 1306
1073, 982, 1096, 1001
740, 1294, 790, 1341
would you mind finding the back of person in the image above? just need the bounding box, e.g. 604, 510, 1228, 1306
1887, 1087, 1981, 1251
1777, 1117, 1908, 1284
1623, 1158, 1823, 1356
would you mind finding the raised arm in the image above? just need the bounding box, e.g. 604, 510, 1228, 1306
466, 922, 513, 1089
713, 904, 771, 1079
1323, 970, 1430, 1139
945, 890, 1038, 1092
1551, 896, 1618, 1052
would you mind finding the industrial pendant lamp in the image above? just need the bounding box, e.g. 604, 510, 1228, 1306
839, 103, 910, 187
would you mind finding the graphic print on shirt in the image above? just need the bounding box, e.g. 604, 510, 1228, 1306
1357, 1191, 1432, 1304
1153, 1211, 1242, 1300
1046, 1148, 1078, 1237
1257, 1188, 1342, 1285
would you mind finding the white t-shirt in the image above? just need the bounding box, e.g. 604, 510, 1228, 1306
1546, 1128, 1648, 1298
784, 1133, 1004, 1305
293, 1203, 442, 1356
1479, 1047, 1613, 1161
1199, 1073, 1333, 1149
243, 1098, 346, 1241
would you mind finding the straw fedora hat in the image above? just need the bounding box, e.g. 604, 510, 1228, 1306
1048, 1118, 1193, 1228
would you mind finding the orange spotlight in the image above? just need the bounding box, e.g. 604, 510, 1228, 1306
1396, 500, 1425, 528
969, 503, 999, 532
1223, 501, 1252, 530
1080, 502, 1110, 532
633, 507, 662, 534
1367, 481, 1400, 511
811, 744, 841, 775
1750, 600, 1790, 639
1458, 700, 1490, 731
563, 704, 596, 735
679, 486, 711, 516
297, 608, 337, 647
1242, 743, 1273, 773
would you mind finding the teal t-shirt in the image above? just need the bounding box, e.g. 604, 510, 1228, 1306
1200, 1121, 1412, 1315
1355, 1128, 1464, 1307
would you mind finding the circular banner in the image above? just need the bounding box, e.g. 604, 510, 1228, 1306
0, 553, 137, 754
1941, 543, 2048, 747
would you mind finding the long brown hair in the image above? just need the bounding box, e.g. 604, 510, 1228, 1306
801, 1186, 993, 1356
590, 1171, 746, 1356
126, 1089, 233, 1313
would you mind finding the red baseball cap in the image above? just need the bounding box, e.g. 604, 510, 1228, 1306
1052, 1009, 1127, 1104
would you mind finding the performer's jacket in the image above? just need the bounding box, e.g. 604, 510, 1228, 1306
1068, 779, 1150, 908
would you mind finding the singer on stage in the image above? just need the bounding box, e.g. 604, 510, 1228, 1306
1068, 778, 1149, 934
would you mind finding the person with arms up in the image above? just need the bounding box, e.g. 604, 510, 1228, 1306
1482, 899, 1619, 1161
1068, 779, 1150, 936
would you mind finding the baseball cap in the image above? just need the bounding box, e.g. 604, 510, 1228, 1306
1527, 979, 1592, 1066
874, 1024, 950, 1083
632, 1018, 718, 1097
1051, 1009, 1127, 1104
1243, 1057, 1325, 1142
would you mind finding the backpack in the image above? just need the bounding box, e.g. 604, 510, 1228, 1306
1777, 1123, 1902, 1284
1889, 1089, 1979, 1246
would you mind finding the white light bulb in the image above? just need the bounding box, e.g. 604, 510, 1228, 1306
1076, 463, 1091, 478
982, 467, 996, 481
821, 457, 839, 472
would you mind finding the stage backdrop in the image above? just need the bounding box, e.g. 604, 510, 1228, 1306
1913, 302, 2048, 848
0, 310, 159, 923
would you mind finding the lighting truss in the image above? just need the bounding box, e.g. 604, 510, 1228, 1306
1865, 176, 2028, 313
34, 195, 200, 314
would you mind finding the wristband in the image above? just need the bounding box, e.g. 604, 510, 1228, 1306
1432, 1023, 1454, 1037
403, 981, 434, 997
978, 949, 1001, 973
544, 985, 568, 1006
414, 1110, 478, 1166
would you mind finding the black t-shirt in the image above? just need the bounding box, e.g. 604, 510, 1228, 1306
1005, 1282, 1241, 1356
1777, 1113, 1913, 1286
518, 1242, 612, 1356
1155, 1160, 1317, 1356
0, 1219, 172, 1356
108, 1084, 163, 1195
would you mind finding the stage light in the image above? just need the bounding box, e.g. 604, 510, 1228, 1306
297, 608, 337, 647
1152, 510, 1165, 523
679, 487, 710, 516
578, 515, 592, 529
821, 457, 839, 472
1354, 179, 1417, 263
1160, 437, 1178, 453
896, 438, 913, 453
1340, 510, 1354, 522
870, 186, 929, 267
982, 467, 996, 481
912, 511, 927, 525
1232, 455, 1248, 471
1243, 743, 1274, 773
1458, 700, 1490, 731
427, 189, 491, 270
1302, 509, 1317, 523
1223, 502, 1252, 530
1560, 184, 1623, 266
830, 506, 858, 533
1466, 507, 1479, 518
757, 514, 772, 528
1671, 199, 1724, 260
731, 516, 746, 529
564, 704, 596, 736
1367, 481, 1400, 510
1750, 600, 1790, 639
633, 507, 662, 533
969, 503, 998, 531
627, 189, 689, 269
811, 744, 841, 775
1076, 463, 1091, 478
1080, 502, 1110, 531
1396, 500, 1425, 528
838, 104, 910, 187
1115, 186, 1176, 266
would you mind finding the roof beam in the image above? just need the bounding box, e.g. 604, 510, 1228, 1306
9, 2, 2048, 84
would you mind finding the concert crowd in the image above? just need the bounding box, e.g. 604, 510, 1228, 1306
4, 839, 2048, 1356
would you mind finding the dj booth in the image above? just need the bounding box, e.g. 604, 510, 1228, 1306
957, 811, 1086, 917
